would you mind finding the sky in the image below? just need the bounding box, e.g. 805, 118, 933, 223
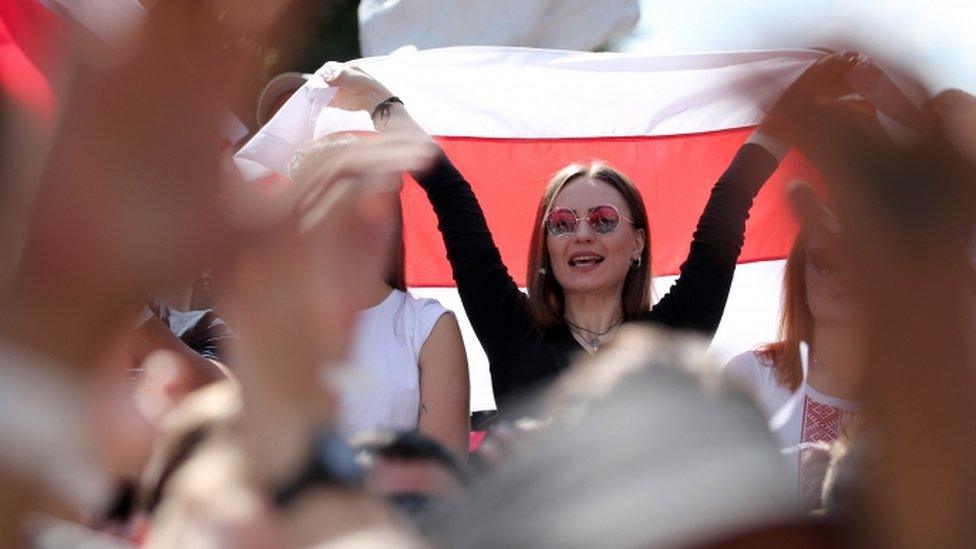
620, 0, 976, 93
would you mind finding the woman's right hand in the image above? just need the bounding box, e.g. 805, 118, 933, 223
325, 65, 395, 113
326, 65, 433, 140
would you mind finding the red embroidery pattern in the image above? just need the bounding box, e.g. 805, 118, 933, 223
798, 396, 850, 509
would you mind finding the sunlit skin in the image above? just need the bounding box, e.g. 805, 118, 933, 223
804, 230, 859, 325
546, 177, 645, 331
804, 229, 864, 400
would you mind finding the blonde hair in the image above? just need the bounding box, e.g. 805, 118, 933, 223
289, 132, 406, 291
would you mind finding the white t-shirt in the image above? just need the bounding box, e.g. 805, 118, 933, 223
722, 351, 858, 508
330, 289, 450, 438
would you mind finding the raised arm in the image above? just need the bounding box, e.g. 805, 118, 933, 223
643, 135, 781, 333
645, 52, 864, 335
325, 67, 547, 367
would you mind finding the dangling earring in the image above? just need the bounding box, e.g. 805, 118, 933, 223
631, 256, 642, 269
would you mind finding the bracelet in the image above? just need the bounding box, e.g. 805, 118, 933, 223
371, 96, 404, 122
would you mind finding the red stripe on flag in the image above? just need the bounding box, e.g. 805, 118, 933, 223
0, 0, 63, 72
402, 128, 817, 287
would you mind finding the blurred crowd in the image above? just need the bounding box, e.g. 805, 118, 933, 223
1, 2, 975, 548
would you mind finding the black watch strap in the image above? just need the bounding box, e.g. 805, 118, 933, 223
272, 430, 365, 508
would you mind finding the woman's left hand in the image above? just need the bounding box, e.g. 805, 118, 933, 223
775, 51, 866, 111
760, 51, 871, 142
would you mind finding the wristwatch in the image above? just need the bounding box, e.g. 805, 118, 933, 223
271, 429, 365, 507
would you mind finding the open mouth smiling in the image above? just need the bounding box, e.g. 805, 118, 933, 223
568, 252, 606, 269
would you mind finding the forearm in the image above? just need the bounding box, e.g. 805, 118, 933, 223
691, 143, 781, 261
645, 143, 781, 332
232, 337, 333, 488
414, 154, 540, 361
746, 124, 790, 162
416, 154, 503, 272
373, 103, 432, 142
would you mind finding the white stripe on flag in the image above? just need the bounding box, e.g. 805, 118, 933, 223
351, 47, 820, 138
236, 47, 821, 181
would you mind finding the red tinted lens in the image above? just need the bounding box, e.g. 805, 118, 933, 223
588, 205, 621, 234
547, 209, 578, 236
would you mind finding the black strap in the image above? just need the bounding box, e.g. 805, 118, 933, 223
371, 96, 404, 121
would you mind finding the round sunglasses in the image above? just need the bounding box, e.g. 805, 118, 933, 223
545, 204, 634, 237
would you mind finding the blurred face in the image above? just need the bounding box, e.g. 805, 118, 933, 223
545, 178, 644, 298
804, 231, 859, 325
303, 160, 403, 310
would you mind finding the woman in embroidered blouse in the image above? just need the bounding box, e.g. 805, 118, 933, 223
723, 226, 862, 509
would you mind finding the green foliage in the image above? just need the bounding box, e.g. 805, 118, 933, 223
295, 0, 362, 71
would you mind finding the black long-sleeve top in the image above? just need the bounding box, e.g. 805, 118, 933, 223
416, 143, 779, 411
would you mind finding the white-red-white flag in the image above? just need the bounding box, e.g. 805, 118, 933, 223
236, 47, 826, 411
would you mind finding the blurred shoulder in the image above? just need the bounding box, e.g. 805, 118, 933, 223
721, 350, 775, 390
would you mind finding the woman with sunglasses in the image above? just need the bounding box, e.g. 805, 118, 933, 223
326, 53, 860, 410
723, 227, 861, 509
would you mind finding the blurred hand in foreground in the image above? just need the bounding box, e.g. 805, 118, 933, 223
5, 0, 295, 369
223, 133, 436, 484
0, 1, 303, 543
771, 55, 976, 549
761, 51, 867, 141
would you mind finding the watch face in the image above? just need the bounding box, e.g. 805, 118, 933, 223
315, 431, 366, 484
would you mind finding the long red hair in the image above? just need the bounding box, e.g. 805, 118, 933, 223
758, 229, 813, 391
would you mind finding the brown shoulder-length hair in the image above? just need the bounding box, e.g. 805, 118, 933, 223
526, 161, 652, 330
757, 229, 812, 391
289, 132, 406, 291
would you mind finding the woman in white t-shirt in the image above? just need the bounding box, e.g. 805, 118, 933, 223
723, 227, 862, 509
291, 133, 470, 458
